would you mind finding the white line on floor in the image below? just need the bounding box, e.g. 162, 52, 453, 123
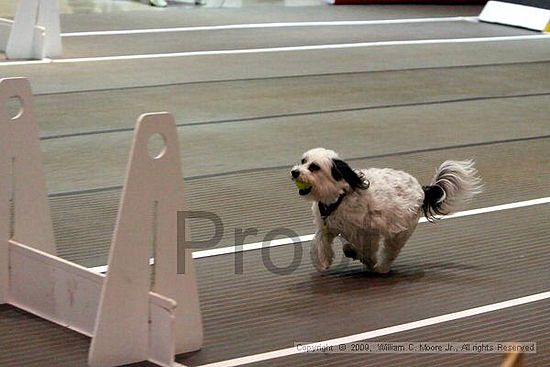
0, 59, 52, 66
1, 34, 548, 67
61, 16, 478, 37
88, 196, 550, 273
196, 291, 550, 367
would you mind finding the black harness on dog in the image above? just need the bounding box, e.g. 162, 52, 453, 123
318, 193, 346, 220
318, 176, 369, 223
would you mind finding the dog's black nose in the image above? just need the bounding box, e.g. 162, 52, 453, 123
291, 169, 300, 179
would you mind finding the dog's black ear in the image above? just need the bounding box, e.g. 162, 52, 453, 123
331, 159, 369, 190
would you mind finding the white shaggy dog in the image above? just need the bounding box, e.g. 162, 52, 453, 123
290, 148, 482, 273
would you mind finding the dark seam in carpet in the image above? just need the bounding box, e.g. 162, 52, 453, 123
41, 91, 550, 140
47, 134, 550, 198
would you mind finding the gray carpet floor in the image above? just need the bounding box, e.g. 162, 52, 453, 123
0, 3, 549, 367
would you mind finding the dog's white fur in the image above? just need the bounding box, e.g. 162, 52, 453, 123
291, 148, 482, 273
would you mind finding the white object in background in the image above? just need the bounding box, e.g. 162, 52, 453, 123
0, 0, 62, 59
0, 77, 203, 366
479, 1, 550, 32
89, 113, 203, 367
0, 20, 44, 58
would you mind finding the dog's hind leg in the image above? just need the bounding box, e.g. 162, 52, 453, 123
374, 230, 413, 273
344, 235, 380, 269
342, 242, 358, 260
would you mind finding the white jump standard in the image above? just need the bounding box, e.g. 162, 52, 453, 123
0, 0, 62, 59
0, 77, 203, 367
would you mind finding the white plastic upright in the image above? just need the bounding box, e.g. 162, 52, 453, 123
4, 0, 62, 59
0, 79, 57, 276
89, 113, 203, 367
36, 0, 62, 56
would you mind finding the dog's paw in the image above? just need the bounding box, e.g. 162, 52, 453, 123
373, 262, 391, 274
310, 246, 333, 272
311, 253, 333, 272
342, 243, 357, 260
313, 259, 332, 272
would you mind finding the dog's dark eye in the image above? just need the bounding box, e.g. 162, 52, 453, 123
301, 158, 307, 164
308, 163, 320, 172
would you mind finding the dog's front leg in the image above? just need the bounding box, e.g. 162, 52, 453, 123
310, 229, 335, 271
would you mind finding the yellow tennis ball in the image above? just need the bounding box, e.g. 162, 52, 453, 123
294, 180, 312, 190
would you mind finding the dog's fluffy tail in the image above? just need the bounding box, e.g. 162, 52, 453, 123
422, 160, 482, 222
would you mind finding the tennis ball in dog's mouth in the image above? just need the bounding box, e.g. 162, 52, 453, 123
294, 180, 312, 190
